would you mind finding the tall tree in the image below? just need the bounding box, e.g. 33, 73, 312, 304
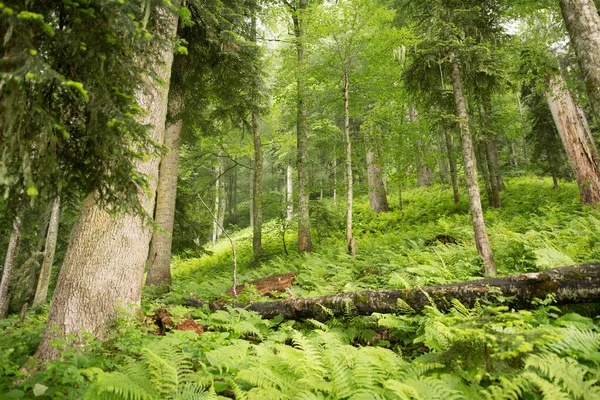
35, 8, 179, 361
287, 0, 313, 253
559, 0, 600, 126
546, 73, 600, 204
251, 15, 263, 258
32, 195, 61, 307
450, 54, 497, 275
0, 216, 21, 318
146, 91, 183, 288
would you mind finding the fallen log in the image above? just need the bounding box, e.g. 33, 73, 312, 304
225, 272, 295, 296
185, 264, 600, 321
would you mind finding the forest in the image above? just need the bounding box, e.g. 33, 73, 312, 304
1, 0, 600, 398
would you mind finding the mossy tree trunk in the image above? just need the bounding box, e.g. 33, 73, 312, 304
187, 265, 600, 320
34, 11, 178, 361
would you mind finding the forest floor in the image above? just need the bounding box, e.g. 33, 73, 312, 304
2, 176, 600, 399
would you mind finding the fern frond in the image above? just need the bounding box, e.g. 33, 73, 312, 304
85, 370, 158, 400
521, 371, 570, 400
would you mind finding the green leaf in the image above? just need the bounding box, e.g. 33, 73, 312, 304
32, 384, 48, 397
27, 186, 38, 196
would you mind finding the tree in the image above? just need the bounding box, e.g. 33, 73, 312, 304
0, 216, 21, 319
146, 92, 183, 288
32, 195, 61, 307
558, 0, 600, 126
545, 73, 600, 204
287, 0, 314, 253
34, 7, 179, 361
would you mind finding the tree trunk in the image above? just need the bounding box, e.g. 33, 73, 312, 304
366, 150, 389, 213
546, 73, 600, 205
287, 163, 294, 221
0, 216, 21, 319
436, 131, 450, 185
450, 56, 496, 275
145, 93, 183, 288
32, 196, 61, 307
252, 109, 263, 258
293, 0, 313, 253
444, 129, 460, 205
547, 147, 560, 190
34, 11, 178, 361
409, 108, 432, 187
187, 264, 600, 320
212, 164, 221, 246
559, 0, 600, 126
343, 71, 356, 256
249, 161, 254, 228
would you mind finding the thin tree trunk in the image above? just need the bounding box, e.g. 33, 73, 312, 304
450, 56, 496, 276
287, 163, 294, 220
212, 164, 221, 246
249, 161, 254, 228
187, 264, 600, 320
343, 71, 356, 256
409, 108, 432, 187
476, 139, 494, 205
146, 92, 183, 288
436, 131, 450, 185
559, 0, 600, 126
19, 203, 52, 306
0, 216, 21, 318
252, 110, 263, 257
333, 158, 338, 207
34, 11, 178, 361
366, 150, 389, 213
32, 195, 61, 307
547, 147, 560, 189
485, 140, 502, 207
444, 129, 460, 205
293, 0, 313, 253
546, 73, 600, 205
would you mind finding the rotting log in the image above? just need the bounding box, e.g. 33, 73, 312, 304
225, 272, 295, 297
186, 265, 600, 321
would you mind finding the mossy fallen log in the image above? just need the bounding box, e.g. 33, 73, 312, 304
185, 264, 600, 320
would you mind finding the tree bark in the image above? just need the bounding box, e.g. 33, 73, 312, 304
0, 216, 21, 318
293, 0, 313, 253
443, 129, 460, 205
546, 73, 600, 205
212, 164, 221, 246
249, 161, 254, 228
366, 150, 389, 213
187, 264, 600, 320
559, 0, 600, 126
252, 109, 263, 258
34, 11, 178, 361
343, 71, 356, 256
145, 92, 183, 288
32, 195, 61, 307
436, 131, 450, 185
287, 163, 294, 220
450, 56, 496, 275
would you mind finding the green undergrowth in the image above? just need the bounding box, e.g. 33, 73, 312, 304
2, 176, 600, 399
161, 176, 599, 305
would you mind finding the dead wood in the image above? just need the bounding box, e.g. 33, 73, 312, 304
225, 272, 295, 296
186, 265, 600, 321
